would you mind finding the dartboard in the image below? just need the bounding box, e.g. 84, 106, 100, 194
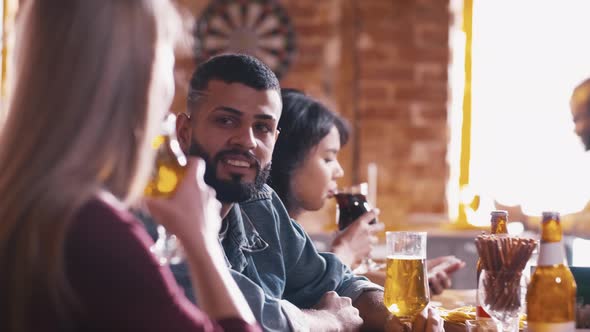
194, 0, 296, 79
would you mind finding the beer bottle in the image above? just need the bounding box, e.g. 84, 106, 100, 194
475, 210, 508, 319
526, 211, 577, 332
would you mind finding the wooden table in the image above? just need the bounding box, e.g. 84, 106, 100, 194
361, 272, 589, 332
431, 289, 476, 308
432, 290, 476, 332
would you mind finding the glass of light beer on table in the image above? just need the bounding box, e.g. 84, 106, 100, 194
384, 231, 430, 324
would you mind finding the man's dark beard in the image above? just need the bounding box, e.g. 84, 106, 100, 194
188, 139, 271, 203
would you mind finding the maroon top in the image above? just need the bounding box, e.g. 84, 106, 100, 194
33, 198, 260, 332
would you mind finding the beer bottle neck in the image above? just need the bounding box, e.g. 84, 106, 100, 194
538, 217, 566, 266
491, 219, 508, 234
541, 218, 562, 243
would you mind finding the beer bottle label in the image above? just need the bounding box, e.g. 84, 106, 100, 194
537, 242, 566, 266
527, 321, 575, 332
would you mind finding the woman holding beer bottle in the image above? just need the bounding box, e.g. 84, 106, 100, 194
0, 1, 258, 331
269, 88, 464, 295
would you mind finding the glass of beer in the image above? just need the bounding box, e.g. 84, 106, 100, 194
144, 112, 187, 265
383, 231, 430, 323
334, 182, 381, 273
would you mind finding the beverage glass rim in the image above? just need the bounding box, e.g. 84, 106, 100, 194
385, 231, 427, 258
336, 182, 368, 195
386, 231, 427, 236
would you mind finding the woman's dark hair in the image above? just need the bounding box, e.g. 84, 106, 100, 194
270, 88, 350, 211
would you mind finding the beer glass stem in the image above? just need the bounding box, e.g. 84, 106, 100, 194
498, 316, 519, 332
150, 225, 184, 265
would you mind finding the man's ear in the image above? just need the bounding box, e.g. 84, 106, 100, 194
176, 113, 192, 153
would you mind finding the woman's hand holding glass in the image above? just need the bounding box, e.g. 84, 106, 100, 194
143, 113, 222, 264
331, 208, 384, 267
146, 158, 222, 245
335, 182, 385, 273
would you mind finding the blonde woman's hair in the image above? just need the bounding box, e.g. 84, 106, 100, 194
0, 0, 181, 330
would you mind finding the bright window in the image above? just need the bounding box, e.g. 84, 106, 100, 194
463, 0, 590, 224
0, 0, 4, 122
573, 238, 590, 266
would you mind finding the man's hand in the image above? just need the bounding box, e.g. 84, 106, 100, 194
427, 256, 465, 295
385, 307, 444, 332
304, 291, 363, 331
411, 307, 445, 332
493, 200, 528, 223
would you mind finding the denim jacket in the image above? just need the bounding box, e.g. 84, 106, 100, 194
141, 185, 382, 331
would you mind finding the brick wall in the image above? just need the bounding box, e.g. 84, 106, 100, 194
354, 0, 451, 229
174, 0, 451, 232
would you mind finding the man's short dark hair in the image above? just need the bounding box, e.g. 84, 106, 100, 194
573, 78, 590, 115
187, 53, 280, 110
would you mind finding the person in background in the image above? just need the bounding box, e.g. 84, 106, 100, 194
172, 54, 445, 331
496, 78, 590, 238
0, 1, 258, 331
269, 88, 465, 295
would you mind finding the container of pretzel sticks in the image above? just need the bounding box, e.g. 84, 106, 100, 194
475, 234, 537, 332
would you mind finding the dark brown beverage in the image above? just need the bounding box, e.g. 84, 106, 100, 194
335, 193, 376, 230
